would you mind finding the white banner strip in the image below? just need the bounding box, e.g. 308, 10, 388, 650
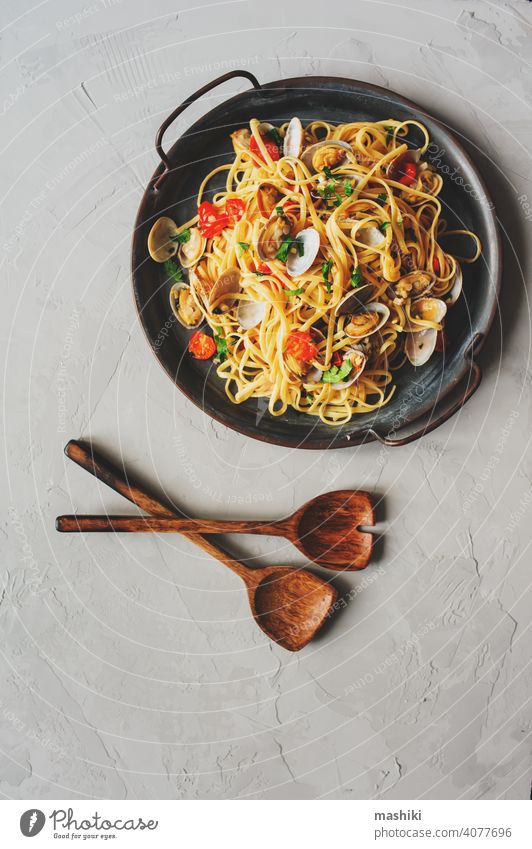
1, 799, 530, 847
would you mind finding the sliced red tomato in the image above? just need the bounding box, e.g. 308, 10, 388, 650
225, 198, 245, 224
188, 331, 216, 360
399, 161, 418, 186
250, 133, 281, 163
332, 351, 343, 367
257, 262, 272, 274
435, 329, 447, 353
433, 256, 441, 275
285, 331, 318, 363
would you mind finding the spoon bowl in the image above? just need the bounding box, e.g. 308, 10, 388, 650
291, 490, 375, 568
250, 567, 337, 651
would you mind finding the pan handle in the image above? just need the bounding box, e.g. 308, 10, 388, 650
154, 70, 261, 190
364, 333, 484, 448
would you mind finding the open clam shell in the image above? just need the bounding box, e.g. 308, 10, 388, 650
335, 283, 378, 316
283, 117, 303, 158
257, 182, 283, 218
178, 227, 206, 269
257, 214, 292, 261
230, 127, 251, 152
301, 140, 352, 174
391, 270, 435, 304
355, 224, 386, 249
170, 284, 203, 329
386, 148, 422, 182
209, 268, 241, 310
405, 327, 437, 366
408, 296, 447, 329
236, 299, 267, 330
446, 264, 463, 305
286, 228, 320, 277
331, 348, 367, 390
344, 302, 390, 340
148, 216, 179, 262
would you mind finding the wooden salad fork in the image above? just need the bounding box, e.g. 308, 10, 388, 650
57, 488, 375, 570
58, 440, 339, 652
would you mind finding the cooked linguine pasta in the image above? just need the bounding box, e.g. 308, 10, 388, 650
147, 117, 481, 426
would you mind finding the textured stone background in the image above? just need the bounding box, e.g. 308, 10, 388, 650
1, 0, 531, 800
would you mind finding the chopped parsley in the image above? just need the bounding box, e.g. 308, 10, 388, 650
286, 287, 305, 297
214, 333, 229, 363
376, 192, 387, 206
343, 180, 353, 196
333, 193, 343, 207
171, 228, 191, 244
255, 271, 270, 277
268, 127, 283, 149
322, 259, 333, 293
322, 360, 353, 384
350, 266, 363, 287
322, 166, 334, 179
237, 241, 250, 256
164, 259, 184, 283
275, 205, 284, 216
379, 221, 391, 233
385, 126, 394, 146
276, 235, 305, 263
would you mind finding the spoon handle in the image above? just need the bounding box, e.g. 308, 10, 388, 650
63, 441, 254, 586
56, 514, 288, 536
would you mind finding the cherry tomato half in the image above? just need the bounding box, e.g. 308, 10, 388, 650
250, 133, 281, 163
198, 201, 229, 238
399, 161, 418, 187
225, 198, 245, 224
188, 331, 216, 360
285, 331, 318, 363
433, 256, 441, 275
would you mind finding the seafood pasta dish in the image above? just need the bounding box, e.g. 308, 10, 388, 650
147, 116, 480, 425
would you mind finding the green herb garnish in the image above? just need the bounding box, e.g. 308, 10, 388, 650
350, 266, 363, 287
277, 235, 304, 262
286, 287, 305, 297
237, 241, 250, 256
333, 193, 343, 207
385, 126, 394, 146
171, 228, 191, 244
164, 260, 184, 283
322, 259, 333, 282
214, 333, 229, 363
379, 221, 391, 233
268, 127, 283, 149
322, 360, 353, 384
255, 271, 270, 277
376, 192, 387, 206
275, 205, 284, 216
322, 166, 334, 179
344, 181, 353, 196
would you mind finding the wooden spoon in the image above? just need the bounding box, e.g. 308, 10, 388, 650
57, 488, 375, 570
61, 440, 337, 651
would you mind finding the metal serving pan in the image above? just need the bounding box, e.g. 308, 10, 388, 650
132, 71, 501, 449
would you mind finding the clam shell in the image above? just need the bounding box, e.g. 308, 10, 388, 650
344, 302, 390, 339
286, 228, 320, 277
301, 140, 351, 174
178, 227, 205, 269
169, 284, 203, 329
148, 216, 179, 263
356, 225, 386, 249
236, 299, 266, 330
386, 148, 422, 182
405, 327, 437, 366
392, 270, 435, 303
257, 182, 283, 218
446, 264, 463, 305
408, 296, 447, 328
257, 214, 291, 261
335, 283, 377, 316
283, 117, 303, 158
331, 348, 367, 390
209, 268, 241, 310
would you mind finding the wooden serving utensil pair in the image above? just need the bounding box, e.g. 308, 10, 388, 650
57, 440, 376, 651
